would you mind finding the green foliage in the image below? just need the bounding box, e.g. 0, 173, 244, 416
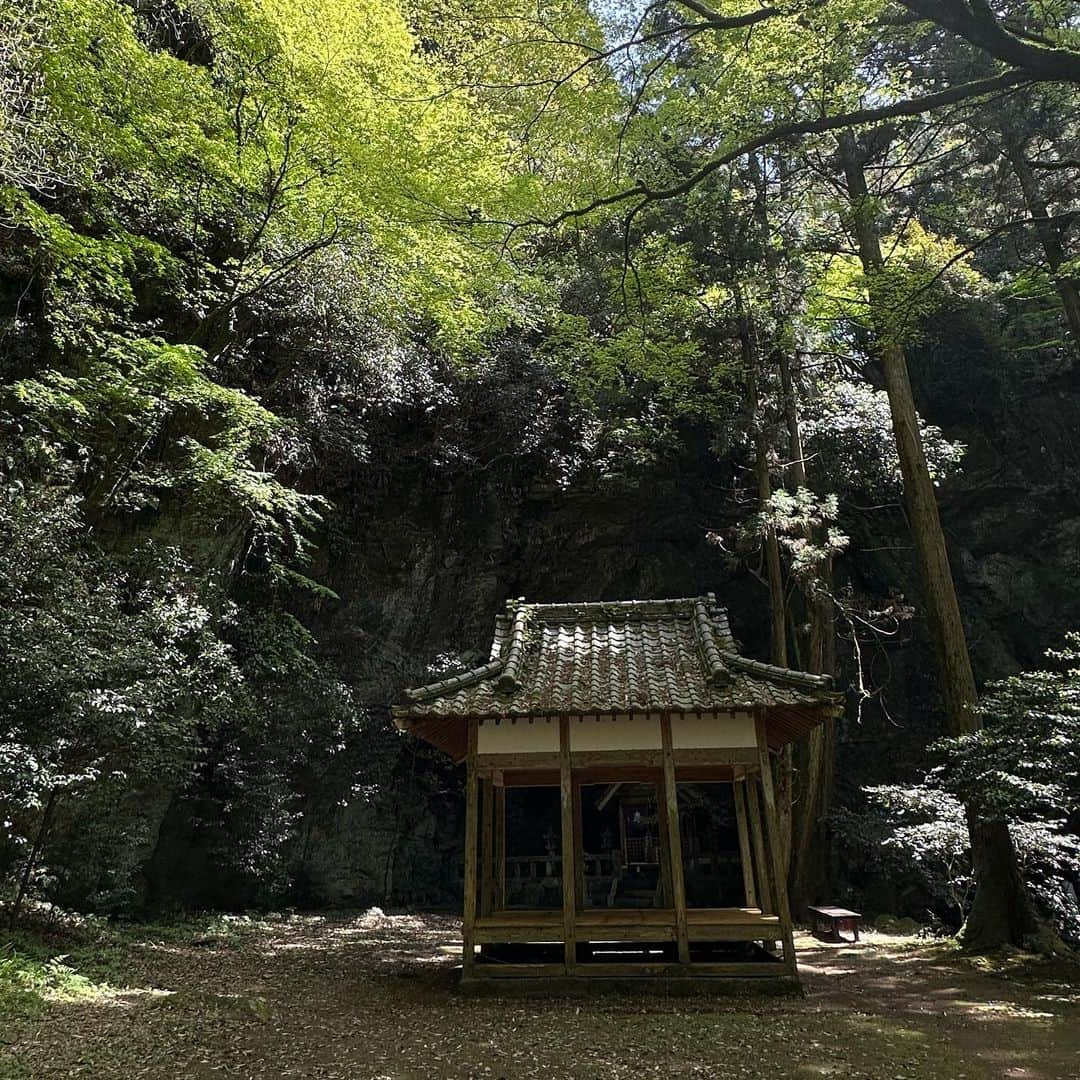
940, 636, 1080, 823
759, 488, 849, 581
838, 784, 975, 924
0, 909, 267, 1020
801, 379, 966, 493
839, 638, 1080, 944
0, 946, 108, 1020
808, 221, 991, 348
2, 0, 1078, 925
0, 0, 69, 193
0, 439, 246, 903
2, 0, 548, 563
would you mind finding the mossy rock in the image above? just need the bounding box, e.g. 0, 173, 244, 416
873, 914, 923, 935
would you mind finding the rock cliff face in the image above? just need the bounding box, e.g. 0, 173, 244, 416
148, 352, 1080, 910
830, 356, 1080, 914
289, 445, 748, 907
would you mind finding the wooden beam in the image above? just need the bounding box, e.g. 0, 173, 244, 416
462, 719, 479, 976
745, 778, 775, 916
660, 713, 691, 965
477, 748, 760, 772
673, 748, 760, 765
596, 781, 623, 811
494, 785, 506, 912
573, 749, 663, 767
465, 963, 566, 980
559, 715, 577, 972
674, 765, 738, 783
480, 778, 494, 917
733, 781, 758, 908
477, 752, 561, 771
498, 769, 561, 787
472, 921, 675, 944
498, 764, 667, 788
755, 711, 798, 977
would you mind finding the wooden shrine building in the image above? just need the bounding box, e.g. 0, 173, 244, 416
393, 596, 839, 988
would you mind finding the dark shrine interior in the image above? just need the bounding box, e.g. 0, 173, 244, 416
502, 783, 746, 910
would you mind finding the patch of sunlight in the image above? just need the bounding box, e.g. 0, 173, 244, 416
158, 988, 274, 1019
1034, 990, 1080, 1005
93, 986, 175, 1009
961, 1000, 1056, 1020
797, 962, 859, 974
887, 1026, 932, 1041
0, 948, 138, 1019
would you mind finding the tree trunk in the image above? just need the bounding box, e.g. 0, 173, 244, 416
9, 789, 58, 927
838, 132, 1045, 951
734, 282, 794, 871
752, 155, 837, 903
790, 555, 837, 912
1004, 141, 1080, 359
735, 285, 788, 669
753, 153, 840, 887
776, 341, 827, 897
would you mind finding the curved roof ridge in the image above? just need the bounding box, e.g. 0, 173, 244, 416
494, 602, 530, 694
395, 594, 837, 730
692, 597, 732, 686
510, 596, 708, 619
403, 658, 506, 703
717, 649, 834, 690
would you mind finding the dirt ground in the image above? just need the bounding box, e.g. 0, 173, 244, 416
3, 912, 1078, 1079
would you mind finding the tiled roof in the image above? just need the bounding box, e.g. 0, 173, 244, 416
394, 596, 836, 730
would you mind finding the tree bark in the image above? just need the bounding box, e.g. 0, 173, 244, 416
1003, 141, 1080, 360
735, 285, 788, 669
751, 154, 836, 904
838, 131, 1045, 951
790, 556, 837, 912
734, 281, 794, 872
9, 789, 58, 927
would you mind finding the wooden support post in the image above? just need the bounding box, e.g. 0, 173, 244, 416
480, 777, 494, 917
733, 781, 758, 908
573, 776, 586, 910
660, 714, 691, 965
494, 785, 506, 912
462, 719, 479, 976
746, 779, 775, 915
559, 715, 577, 972
654, 769, 675, 908
755, 711, 798, 976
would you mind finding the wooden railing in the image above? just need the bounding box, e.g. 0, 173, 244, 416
502, 852, 625, 881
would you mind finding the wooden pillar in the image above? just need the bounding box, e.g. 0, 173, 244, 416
462, 719, 479, 976
733, 780, 758, 908
480, 777, 494, 916
559, 715, 577, 972
746, 778, 775, 915
494, 784, 506, 912
755, 711, 798, 975
654, 769, 675, 907
573, 776, 586, 910
660, 714, 691, 965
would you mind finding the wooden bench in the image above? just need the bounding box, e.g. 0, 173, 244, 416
807, 905, 861, 943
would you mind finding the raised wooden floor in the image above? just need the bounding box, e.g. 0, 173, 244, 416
473, 907, 779, 944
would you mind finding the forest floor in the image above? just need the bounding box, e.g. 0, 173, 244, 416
2, 910, 1078, 1079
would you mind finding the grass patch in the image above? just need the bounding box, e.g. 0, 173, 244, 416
0, 947, 112, 1020
0, 909, 270, 1020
